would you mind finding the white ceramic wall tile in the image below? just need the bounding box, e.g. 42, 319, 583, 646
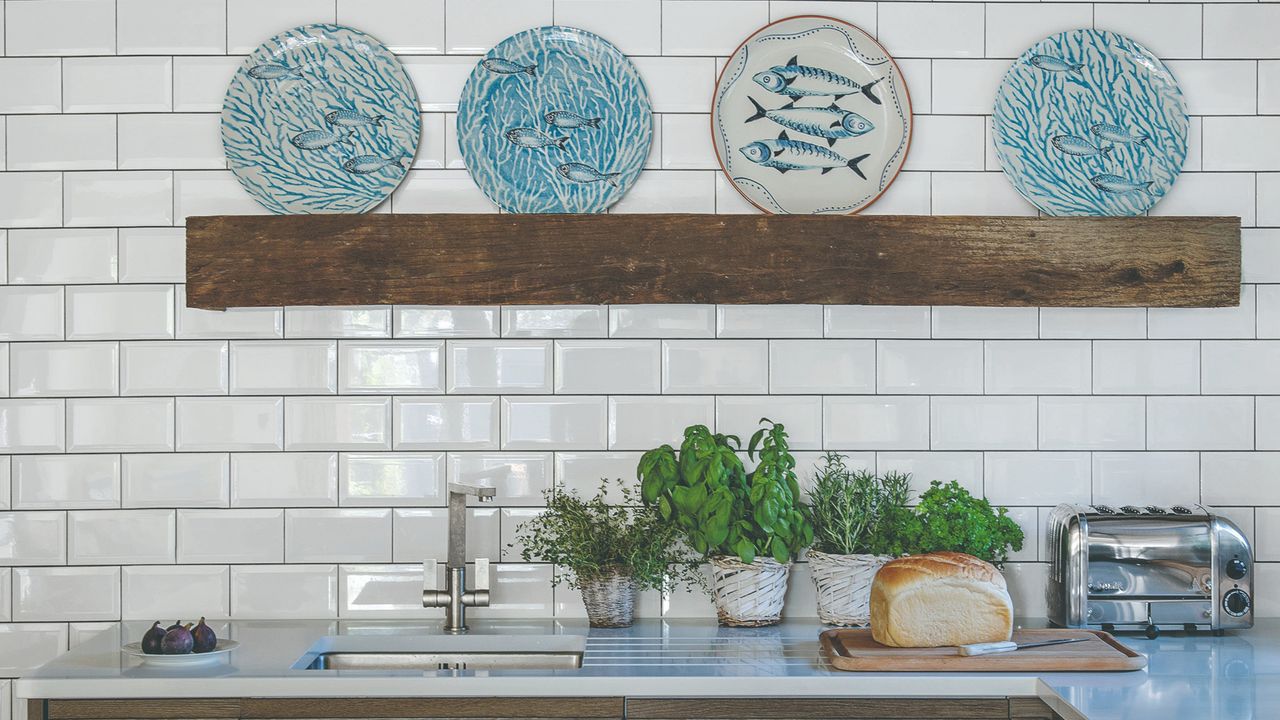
13, 455, 119, 509
1148, 396, 1254, 451
176, 397, 282, 451
395, 397, 500, 450
1092, 452, 1201, 508
928, 60, 1006, 116
824, 396, 930, 450
13, 567, 119, 622
66, 285, 174, 340
1260, 398, 1280, 452
1203, 4, 1280, 60
931, 306, 1038, 339
984, 452, 1090, 506
122, 454, 229, 508
1093, 340, 1201, 395
0, 173, 63, 228
931, 396, 1037, 451
660, 114, 718, 171
399, 59, 475, 112
176, 288, 283, 340
554, 340, 661, 394
10, 342, 118, 397
7, 229, 117, 284
118, 114, 224, 170
984, 341, 1091, 395
229, 341, 337, 395
663, 340, 768, 393
448, 453, 552, 506
716, 397, 822, 450
554, 0, 661, 55
1259, 288, 1280, 339
630, 57, 717, 113
1150, 172, 1256, 227
5, 115, 116, 171
1263, 64, 1280, 115
608, 396, 715, 450
0, 399, 65, 453
444, 0, 552, 54
395, 307, 499, 338
0, 511, 67, 566
501, 307, 608, 338
931, 172, 1036, 216
67, 509, 175, 565
392, 508, 500, 563
340, 453, 445, 507
5, 0, 116, 55
117, 0, 226, 54
178, 509, 283, 564
447, 340, 551, 394
63, 58, 172, 113
877, 3, 983, 58
0, 624, 68, 676
392, 169, 494, 211
1204, 118, 1280, 171
1092, 4, 1202, 60
225, 0, 336, 52
876, 452, 983, 497
904, 116, 985, 171
984, 3, 1093, 59
1165, 61, 1258, 116
121, 341, 229, 396
0, 288, 52, 341
1039, 308, 1147, 340
878, 340, 983, 395
286, 509, 392, 563
502, 397, 608, 450
340, 341, 444, 394
231, 565, 338, 619
609, 306, 715, 338
770, 340, 875, 394
339, 564, 443, 618
230, 453, 338, 508
554, 452, 642, 502
0, 58, 62, 114
1202, 342, 1280, 394
121, 566, 230, 620
469, 564, 554, 619
336, 0, 444, 54
68, 398, 174, 452
285, 397, 392, 451
1203, 453, 1280, 505
173, 170, 270, 217
1039, 396, 1145, 451
662, 1, 769, 55
716, 306, 824, 339
284, 307, 391, 339
611, 170, 716, 213
173, 56, 242, 112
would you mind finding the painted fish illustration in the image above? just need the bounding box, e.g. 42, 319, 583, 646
746, 97, 874, 146
751, 55, 883, 104
1029, 55, 1084, 75
557, 162, 620, 187
482, 58, 537, 76
289, 128, 355, 150
505, 127, 570, 149
247, 63, 304, 80
1051, 134, 1113, 158
1090, 122, 1149, 145
325, 110, 385, 128
342, 155, 407, 174
545, 110, 602, 129
738, 131, 870, 178
1090, 174, 1152, 194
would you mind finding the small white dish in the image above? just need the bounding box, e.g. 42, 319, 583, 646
122, 639, 239, 667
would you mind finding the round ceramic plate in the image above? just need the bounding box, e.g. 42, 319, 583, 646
122, 640, 239, 667
457, 26, 652, 213
712, 16, 912, 214
993, 29, 1188, 216
222, 24, 420, 214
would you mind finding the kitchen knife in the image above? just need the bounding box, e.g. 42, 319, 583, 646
957, 637, 1090, 656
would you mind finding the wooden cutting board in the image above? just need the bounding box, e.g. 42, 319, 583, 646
820, 628, 1146, 672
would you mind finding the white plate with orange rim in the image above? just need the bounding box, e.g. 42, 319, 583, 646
121, 640, 240, 667
712, 15, 912, 214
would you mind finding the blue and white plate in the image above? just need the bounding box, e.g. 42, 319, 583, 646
457, 27, 652, 214
712, 16, 912, 215
993, 29, 1188, 216
222, 24, 420, 214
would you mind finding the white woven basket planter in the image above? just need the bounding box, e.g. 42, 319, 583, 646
579, 568, 637, 628
807, 550, 892, 626
709, 556, 791, 627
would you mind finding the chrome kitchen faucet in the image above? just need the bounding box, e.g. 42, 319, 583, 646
423, 481, 496, 632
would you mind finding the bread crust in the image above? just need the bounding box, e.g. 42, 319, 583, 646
869, 552, 1013, 648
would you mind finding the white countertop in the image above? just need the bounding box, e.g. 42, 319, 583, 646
17, 618, 1280, 720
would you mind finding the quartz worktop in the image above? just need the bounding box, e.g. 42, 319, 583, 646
16, 618, 1280, 720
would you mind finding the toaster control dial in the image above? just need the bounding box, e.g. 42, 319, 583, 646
1226, 558, 1248, 580
1224, 589, 1251, 617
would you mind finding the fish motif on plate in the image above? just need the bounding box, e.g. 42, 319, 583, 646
992, 29, 1188, 216
712, 16, 912, 214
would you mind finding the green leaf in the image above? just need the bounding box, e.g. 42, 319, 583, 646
735, 538, 756, 564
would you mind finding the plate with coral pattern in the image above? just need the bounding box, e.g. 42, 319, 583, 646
122, 640, 240, 667
457, 26, 652, 214
222, 24, 420, 214
712, 15, 912, 214
993, 29, 1188, 216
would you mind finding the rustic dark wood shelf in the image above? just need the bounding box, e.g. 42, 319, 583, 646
185, 214, 1240, 309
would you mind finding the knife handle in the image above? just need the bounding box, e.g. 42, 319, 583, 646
957, 641, 1019, 656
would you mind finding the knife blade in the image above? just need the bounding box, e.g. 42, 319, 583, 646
957, 637, 1090, 656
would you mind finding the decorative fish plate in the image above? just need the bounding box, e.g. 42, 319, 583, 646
712, 15, 912, 214
993, 29, 1188, 216
457, 26, 652, 214
222, 24, 420, 214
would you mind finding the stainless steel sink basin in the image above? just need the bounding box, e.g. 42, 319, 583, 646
295, 634, 585, 671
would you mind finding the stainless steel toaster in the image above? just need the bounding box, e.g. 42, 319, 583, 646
1046, 504, 1253, 636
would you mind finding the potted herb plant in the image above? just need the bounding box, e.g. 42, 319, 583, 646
806, 453, 915, 626
638, 419, 812, 627
910, 480, 1025, 565
514, 479, 699, 628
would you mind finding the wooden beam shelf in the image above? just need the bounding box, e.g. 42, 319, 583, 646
185, 214, 1240, 309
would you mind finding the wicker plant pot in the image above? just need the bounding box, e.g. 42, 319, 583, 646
807, 550, 893, 626
579, 568, 637, 628
709, 555, 791, 627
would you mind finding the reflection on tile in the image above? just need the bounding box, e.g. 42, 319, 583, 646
340, 341, 443, 394
448, 453, 552, 506
340, 453, 445, 506
231, 565, 338, 619
470, 564, 554, 619
395, 397, 499, 450
122, 566, 230, 620
340, 564, 443, 619
392, 508, 500, 563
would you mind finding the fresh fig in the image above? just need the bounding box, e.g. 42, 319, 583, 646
161, 623, 194, 654
191, 617, 217, 653
166, 620, 183, 631
141, 621, 166, 655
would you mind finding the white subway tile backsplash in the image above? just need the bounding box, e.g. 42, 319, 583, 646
1093, 4, 1203, 60
400, 58, 475, 112
285, 398, 392, 451
1093, 340, 1201, 395
470, 564, 554, 619
1039, 396, 1146, 451
340, 564, 441, 618
68, 398, 174, 452
1093, 452, 1200, 507
1149, 173, 1256, 227
825, 306, 930, 339
770, 340, 875, 394
1258, 287, 1280, 340
122, 566, 230, 620
178, 509, 283, 564
13, 455, 119, 509
716, 306, 824, 339
444, 0, 552, 54
395, 307, 498, 338
931, 396, 1037, 451
286, 509, 392, 563
878, 340, 983, 395
985, 341, 1091, 395
609, 306, 715, 339
231, 453, 338, 508
1202, 342, 1280, 395
231, 565, 338, 619
0, 58, 61, 113
230, 341, 337, 395
10, 342, 118, 397
878, 3, 983, 58
341, 341, 443, 394
121, 341, 229, 396
68, 509, 175, 565
631, 57, 717, 113
0, 623, 68, 676
1203, 5, 1280, 60
395, 397, 499, 450
393, 508, 500, 563
876, 452, 982, 496
1203, 117, 1280, 172
118, 115, 224, 170
903, 116, 985, 172
226, 0, 336, 53
502, 397, 607, 451
824, 396, 930, 450
663, 340, 768, 393
662, 1, 769, 55
1255, 398, 1280, 452
554, 0, 661, 56
7, 229, 117, 284
608, 396, 715, 450
984, 3, 1093, 59
555, 452, 642, 500
1263, 63, 1280, 115
174, 170, 270, 218
1203, 453, 1280, 505
1149, 286, 1256, 339
1039, 308, 1147, 340
5, 0, 116, 55
447, 340, 551, 394
611, 170, 716, 214
176, 397, 281, 451
122, 454, 229, 508
0, 512, 67, 566
66, 285, 174, 340
0, 400, 65, 453
1148, 396, 1254, 451
341, 453, 445, 507
717, 397, 822, 450
336, 0, 445, 54
117, 0, 227, 54
285, 307, 391, 339
63, 58, 173, 113
501, 307, 608, 338
174, 56, 243, 112
768, 2, 876, 30
448, 453, 552, 506
1166, 61, 1258, 116
984, 452, 1090, 506
0, 172, 63, 228
554, 340, 661, 394
176, 288, 284, 340
393, 169, 494, 211
5, 115, 116, 171
660, 114, 718, 171
13, 567, 119, 622
932, 306, 1038, 339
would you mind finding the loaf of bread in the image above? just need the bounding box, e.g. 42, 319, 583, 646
869, 551, 1013, 648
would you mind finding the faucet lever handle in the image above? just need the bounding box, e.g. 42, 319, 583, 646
474, 557, 490, 591
423, 558, 438, 592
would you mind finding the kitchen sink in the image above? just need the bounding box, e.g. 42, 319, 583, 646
294, 634, 585, 671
